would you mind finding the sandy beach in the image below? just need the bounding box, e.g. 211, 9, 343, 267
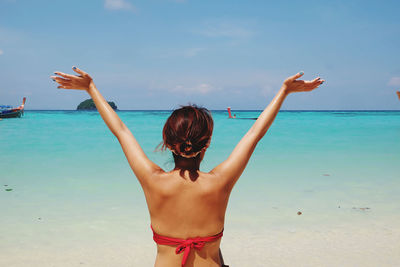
1, 218, 399, 266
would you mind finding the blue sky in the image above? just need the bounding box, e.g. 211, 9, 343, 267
0, 0, 399, 110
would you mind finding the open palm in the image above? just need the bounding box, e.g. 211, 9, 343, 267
283, 72, 325, 94
51, 66, 93, 91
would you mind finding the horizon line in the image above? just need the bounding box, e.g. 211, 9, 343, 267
24, 109, 400, 112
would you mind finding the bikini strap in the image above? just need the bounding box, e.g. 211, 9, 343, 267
151, 226, 223, 267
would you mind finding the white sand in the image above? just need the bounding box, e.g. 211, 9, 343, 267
222, 225, 400, 267
1, 220, 399, 267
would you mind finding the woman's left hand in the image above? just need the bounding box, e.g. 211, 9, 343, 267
51, 66, 93, 91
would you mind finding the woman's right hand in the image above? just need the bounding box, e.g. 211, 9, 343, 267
282, 71, 324, 94
51, 66, 93, 91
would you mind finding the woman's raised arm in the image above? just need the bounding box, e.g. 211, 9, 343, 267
51, 67, 162, 186
211, 72, 324, 190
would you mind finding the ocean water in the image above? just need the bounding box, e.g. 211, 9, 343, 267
1, 110, 400, 266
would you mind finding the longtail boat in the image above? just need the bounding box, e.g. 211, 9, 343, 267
0, 97, 26, 118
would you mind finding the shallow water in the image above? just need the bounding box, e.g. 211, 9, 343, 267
1, 110, 399, 266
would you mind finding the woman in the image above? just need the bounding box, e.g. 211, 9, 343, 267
51, 67, 324, 267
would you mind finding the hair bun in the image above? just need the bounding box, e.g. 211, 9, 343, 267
179, 141, 193, 155
184, 140, 192, 152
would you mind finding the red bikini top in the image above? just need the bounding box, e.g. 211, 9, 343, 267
151, 226, 224, 267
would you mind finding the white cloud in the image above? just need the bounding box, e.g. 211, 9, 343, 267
260, 84, 276, 97
0, 49, 3, 55
388, 77, 400, 86
198, 20, 254, 39
104, 0, 135, 11
183, 47, 205, 58
144, 69, 281, 98
0, 27, 22, 43
157, 47, 205, 59
171, 83, 217, 94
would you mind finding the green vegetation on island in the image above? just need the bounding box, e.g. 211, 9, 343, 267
77, 99, 118, 110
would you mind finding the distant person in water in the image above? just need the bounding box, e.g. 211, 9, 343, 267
227, 107, 234, 118
226, 107, 237, 119
51, 67, 324, 267
397, 91, 400, 100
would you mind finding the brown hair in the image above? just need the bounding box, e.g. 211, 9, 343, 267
162, 105, 213, 159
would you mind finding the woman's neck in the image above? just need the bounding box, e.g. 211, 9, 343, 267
174, 157, 200, 171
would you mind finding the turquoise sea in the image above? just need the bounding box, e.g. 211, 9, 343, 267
1, 110, 400, 266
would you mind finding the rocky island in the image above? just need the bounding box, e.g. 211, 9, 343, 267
77, 99, 118, 110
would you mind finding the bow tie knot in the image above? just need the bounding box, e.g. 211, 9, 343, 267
176, 238, 206, 254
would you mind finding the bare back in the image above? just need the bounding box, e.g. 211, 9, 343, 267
146, 169, 229, 267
